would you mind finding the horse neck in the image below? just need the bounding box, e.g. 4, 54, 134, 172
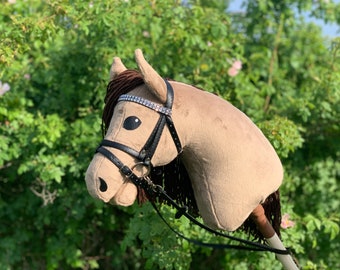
172, 80, 283, 190
172, 82, 226, 178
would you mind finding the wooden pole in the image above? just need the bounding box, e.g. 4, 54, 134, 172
251, 205, 299, 270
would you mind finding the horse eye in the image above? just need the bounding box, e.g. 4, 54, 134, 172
123, 116, 142, 130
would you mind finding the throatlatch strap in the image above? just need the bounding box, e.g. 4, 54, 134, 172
165, 115, 182, 154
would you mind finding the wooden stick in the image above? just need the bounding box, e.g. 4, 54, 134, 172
251, 205, 299, 270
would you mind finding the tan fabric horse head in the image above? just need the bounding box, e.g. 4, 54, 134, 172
85, 49, 283, 232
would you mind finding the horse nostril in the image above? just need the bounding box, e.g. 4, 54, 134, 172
99, 177, 108, 192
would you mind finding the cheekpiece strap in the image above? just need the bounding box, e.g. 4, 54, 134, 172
118, 95, 172, 116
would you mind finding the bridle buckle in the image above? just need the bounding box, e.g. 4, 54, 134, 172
130, 161, 151, 178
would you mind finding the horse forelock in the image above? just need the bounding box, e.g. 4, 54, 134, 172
102, 70, 144, 135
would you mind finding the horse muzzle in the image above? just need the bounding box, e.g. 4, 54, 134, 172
85, 155, 137, 206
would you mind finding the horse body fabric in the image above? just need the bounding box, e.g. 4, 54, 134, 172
85, 49, 283, 232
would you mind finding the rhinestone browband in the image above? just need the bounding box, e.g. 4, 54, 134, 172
118, 95, 172, 116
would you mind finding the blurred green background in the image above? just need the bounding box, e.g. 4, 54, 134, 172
1, 0, 339, 269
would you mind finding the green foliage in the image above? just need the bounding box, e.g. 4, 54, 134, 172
258, 116, 304, 158
121, 204, 193, 270
0, 0, 339, 269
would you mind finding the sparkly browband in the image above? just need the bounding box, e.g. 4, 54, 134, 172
118, 95, 172, 116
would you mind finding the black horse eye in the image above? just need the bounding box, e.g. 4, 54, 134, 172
123, 116, 142, 130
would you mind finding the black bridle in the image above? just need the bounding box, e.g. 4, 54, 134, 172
94, 79, 290, 255
95, 79, 182, 194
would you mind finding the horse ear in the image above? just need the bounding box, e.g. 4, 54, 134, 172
135, 49, 167, 103
110, 57, 127, 81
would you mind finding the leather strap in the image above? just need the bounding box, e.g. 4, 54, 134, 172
100, 140, 141, 159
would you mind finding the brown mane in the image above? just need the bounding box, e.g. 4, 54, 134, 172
102, 69, 281, 240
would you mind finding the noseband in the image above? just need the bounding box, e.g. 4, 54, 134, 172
95, 79, 182, 194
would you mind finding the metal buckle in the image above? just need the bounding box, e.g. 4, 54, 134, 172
142, 175, 159, 193
130, 162, 151, 178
